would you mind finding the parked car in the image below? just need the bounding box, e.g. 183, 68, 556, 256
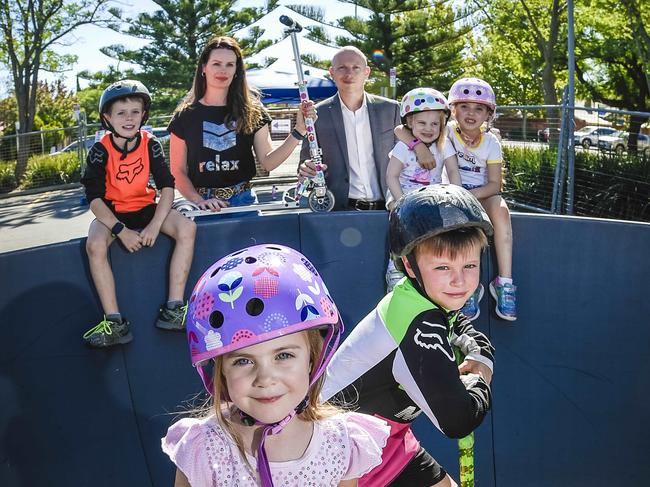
598, 131, 650, 155
143, 126, 170, 142
573, 126, 617, 149
52, 135, 97, 155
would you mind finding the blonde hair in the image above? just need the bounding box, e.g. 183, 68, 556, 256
405, 109, 449, 152
212, 329, 340, 463
415, 226, 488, 261
175, 35, 265, 134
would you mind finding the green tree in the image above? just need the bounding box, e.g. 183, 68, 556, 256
33, 81, 76, 129
75, 66, 139, 122
469, 35, 545, 106
395, 3, 468, 94
471, 0, 568, 106
335, 0, 469, 97
575, 0, 649, 150
103, 0, 274, 114
0, 0, 115, 182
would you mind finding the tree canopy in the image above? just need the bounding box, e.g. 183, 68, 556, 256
0, 0, 115, 182
102, 0, 275, 114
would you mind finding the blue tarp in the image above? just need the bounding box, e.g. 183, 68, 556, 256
246, 65, 337, 104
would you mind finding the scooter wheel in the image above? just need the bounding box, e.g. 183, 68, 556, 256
308, 190, 335, 212
171, 199, 199, 220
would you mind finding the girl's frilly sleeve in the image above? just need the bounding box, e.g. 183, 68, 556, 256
161, 417, 212, 485
341, 412, 390, 480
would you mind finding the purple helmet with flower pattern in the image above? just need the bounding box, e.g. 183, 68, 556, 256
448, 77, 496, 111
185, 244, 342, 391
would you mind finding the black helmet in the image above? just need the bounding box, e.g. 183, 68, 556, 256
99, 80, 151, 128
389, 184, 493, 259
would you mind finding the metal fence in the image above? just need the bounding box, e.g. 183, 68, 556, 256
495, 103, 650, 222
1, 105, 648, 222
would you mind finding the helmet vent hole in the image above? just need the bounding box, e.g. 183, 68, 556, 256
476, 90, 482, 95
209, 310, 224, 328
463, 89, 469, 94
210, 267, 222, 278
230, 249, 245, 256
246, 298, 264, 316
245, 257, 257, 264
266, 245, 283, 250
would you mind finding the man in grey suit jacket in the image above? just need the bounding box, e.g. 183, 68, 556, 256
299, 46, 400, 211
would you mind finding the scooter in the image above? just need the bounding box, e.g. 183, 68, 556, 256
278, 14, 335, 213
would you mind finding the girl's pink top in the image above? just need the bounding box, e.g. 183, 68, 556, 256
162, 412, 389, 486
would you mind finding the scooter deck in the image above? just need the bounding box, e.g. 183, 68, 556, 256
180, 201, 307, 218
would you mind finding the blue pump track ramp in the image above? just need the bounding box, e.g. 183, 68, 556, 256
1, 212, 649, 486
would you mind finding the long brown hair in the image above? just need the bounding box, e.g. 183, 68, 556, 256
212, 329, 340, 463
176, 35, 264, 134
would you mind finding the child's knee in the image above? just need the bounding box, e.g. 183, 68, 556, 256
176, 218, 196, 244
86, 235, 109, 258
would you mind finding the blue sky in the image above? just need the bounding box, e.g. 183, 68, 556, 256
0, 0, 362, 97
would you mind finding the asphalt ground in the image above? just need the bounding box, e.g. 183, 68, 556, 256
0, 144, 301, 254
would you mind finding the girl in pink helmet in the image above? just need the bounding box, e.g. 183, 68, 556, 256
162, 244, 389, 487
396, 78, 517, 322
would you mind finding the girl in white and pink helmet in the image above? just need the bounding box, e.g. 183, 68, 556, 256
385, 88, 462, 291
162, 244, 389, 487
386, 88, 461, 207
395, 78, 517, 322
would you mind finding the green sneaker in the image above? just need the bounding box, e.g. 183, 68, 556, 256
155, 303, 187, 331
83, 317, 133, 348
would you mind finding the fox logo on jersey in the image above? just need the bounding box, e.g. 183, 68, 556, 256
413, 320, 455, 361
116, 158, 144, 183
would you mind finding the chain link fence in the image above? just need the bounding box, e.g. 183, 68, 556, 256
495, 104, 650, 222
2, 105, 648, 222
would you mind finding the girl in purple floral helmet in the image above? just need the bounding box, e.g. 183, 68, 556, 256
162, 244, 389, 487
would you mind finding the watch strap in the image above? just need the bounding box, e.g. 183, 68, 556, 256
291, 128, 306, 141
111, 222, 125, 237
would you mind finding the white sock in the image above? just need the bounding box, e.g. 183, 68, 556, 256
497, 276, 513, 285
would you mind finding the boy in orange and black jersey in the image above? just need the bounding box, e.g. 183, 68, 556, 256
80, 80, 196, 348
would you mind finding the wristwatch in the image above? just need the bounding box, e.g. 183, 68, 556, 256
291, 128, 306, 141
111, 221, 125, 238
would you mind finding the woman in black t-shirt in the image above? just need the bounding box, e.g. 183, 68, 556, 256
168, 36, 314, 211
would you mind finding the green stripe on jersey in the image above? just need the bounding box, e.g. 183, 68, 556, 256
378, 279, 440, 344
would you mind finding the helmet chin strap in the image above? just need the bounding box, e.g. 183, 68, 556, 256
406, 253, 428, 298
103, 118, 143, 160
